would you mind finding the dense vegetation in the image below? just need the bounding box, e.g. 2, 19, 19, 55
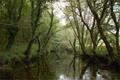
0, 0, 119, 80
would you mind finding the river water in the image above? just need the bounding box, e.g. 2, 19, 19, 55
58, 68, 120, 80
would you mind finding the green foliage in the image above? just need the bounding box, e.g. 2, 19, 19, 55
0, 0, 120, 80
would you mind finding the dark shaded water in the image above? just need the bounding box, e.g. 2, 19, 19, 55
54, 54, 120, 80
1, 53, 120, 80
58, 68, 120, 80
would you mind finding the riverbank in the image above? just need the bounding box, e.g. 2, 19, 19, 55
81, 54, 120, 72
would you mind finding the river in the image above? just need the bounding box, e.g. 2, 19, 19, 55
58, 68, 120, 80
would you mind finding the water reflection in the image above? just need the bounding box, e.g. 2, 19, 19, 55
59, 74, 72, 80
58, 68, 120, 80
82, 69, 110, 80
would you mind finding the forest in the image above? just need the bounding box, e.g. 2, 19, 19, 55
0, 0, 120, 80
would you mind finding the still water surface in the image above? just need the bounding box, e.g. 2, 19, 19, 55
58, 68, 120, 80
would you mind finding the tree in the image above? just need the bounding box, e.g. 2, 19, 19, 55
0, 0, 24, 50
